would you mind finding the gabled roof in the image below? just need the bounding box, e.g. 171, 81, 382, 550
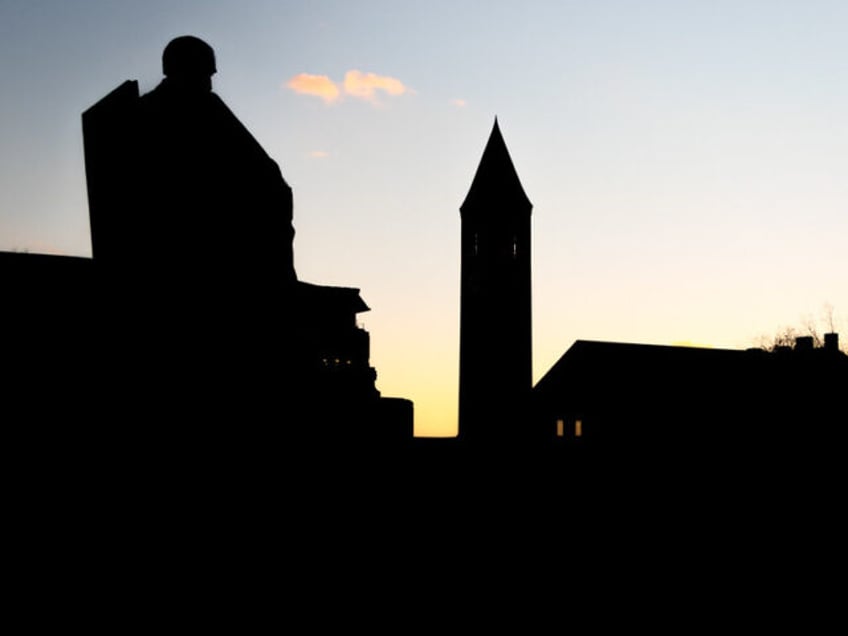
532, 338, 847, 420
460, 118, 532, 216
544, 338, 745, 374
534, 339, 752, 395
532, 339, 774, 418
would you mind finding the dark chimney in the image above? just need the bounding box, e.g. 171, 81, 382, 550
795, 336, 814, 351
824, 332, 839, 352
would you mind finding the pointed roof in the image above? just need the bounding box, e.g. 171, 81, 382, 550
461, 117, 532, 215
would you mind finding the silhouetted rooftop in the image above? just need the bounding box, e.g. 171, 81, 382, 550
294, 280, 370, 314
533, 338, 847, 430
537, 339, 750, 382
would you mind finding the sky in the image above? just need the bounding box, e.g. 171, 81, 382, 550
1, 0, 846, 437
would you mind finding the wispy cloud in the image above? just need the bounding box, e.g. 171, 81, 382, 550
286, 70, 411, 106
343, 70, 410, 103
286, 73, 341, 103
450, 98, 467, 108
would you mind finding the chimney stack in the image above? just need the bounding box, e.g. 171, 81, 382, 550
824, 332, 839, 352
795, 336, 814, 351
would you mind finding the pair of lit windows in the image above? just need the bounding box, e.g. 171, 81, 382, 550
556, 418, 582, 438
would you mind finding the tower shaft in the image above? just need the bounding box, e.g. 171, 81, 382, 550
459, 119, 532, 444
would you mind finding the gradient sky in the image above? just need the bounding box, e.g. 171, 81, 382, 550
2, 0, 846, 436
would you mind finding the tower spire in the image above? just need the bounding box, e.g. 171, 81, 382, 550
461, 118, 531, 215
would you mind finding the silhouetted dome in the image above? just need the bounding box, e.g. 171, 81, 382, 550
162, 36, 217, 78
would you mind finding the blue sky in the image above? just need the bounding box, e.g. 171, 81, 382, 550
2, 1, 846, 435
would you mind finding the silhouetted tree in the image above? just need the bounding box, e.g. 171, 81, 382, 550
756, 304, 846, 353
756, 326, 800, 351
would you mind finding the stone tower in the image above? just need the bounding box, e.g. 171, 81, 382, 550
459, 118, 533, 445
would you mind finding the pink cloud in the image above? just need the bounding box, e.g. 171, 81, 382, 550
287, 70, 411, 106
286, 73, 341, 103
343, 70, 410, 103
450, 98, 468, 108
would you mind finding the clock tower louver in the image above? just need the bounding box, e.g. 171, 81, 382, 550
459, 118, 533, 446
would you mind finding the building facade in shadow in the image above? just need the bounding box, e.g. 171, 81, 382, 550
3, 36, 412, 461
85, 36, 413, 448
532, 337, 848, 463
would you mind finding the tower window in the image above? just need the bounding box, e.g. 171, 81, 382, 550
575, 419, 583, 438
512, 236, 518, 258
556, 419, 564, 437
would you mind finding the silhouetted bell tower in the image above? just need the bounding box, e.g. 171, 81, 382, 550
459, 118, 533, 444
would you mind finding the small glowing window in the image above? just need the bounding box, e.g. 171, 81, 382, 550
575, 419, 583, 438
556, 419, 564, 437
512, 237, 518, 258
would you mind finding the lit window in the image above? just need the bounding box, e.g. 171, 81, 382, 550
512, 237, 518, 258
556, 419, 564, 437
575, 419, 583, 438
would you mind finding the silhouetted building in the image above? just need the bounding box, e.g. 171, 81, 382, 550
83, 36, 296, 286
291, 281, 413, 445
533, 338, 848, 457
0, 251, 95, 423
456, 119, 847, 459
459, 118, 533, 445
3, 36, 412, 453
